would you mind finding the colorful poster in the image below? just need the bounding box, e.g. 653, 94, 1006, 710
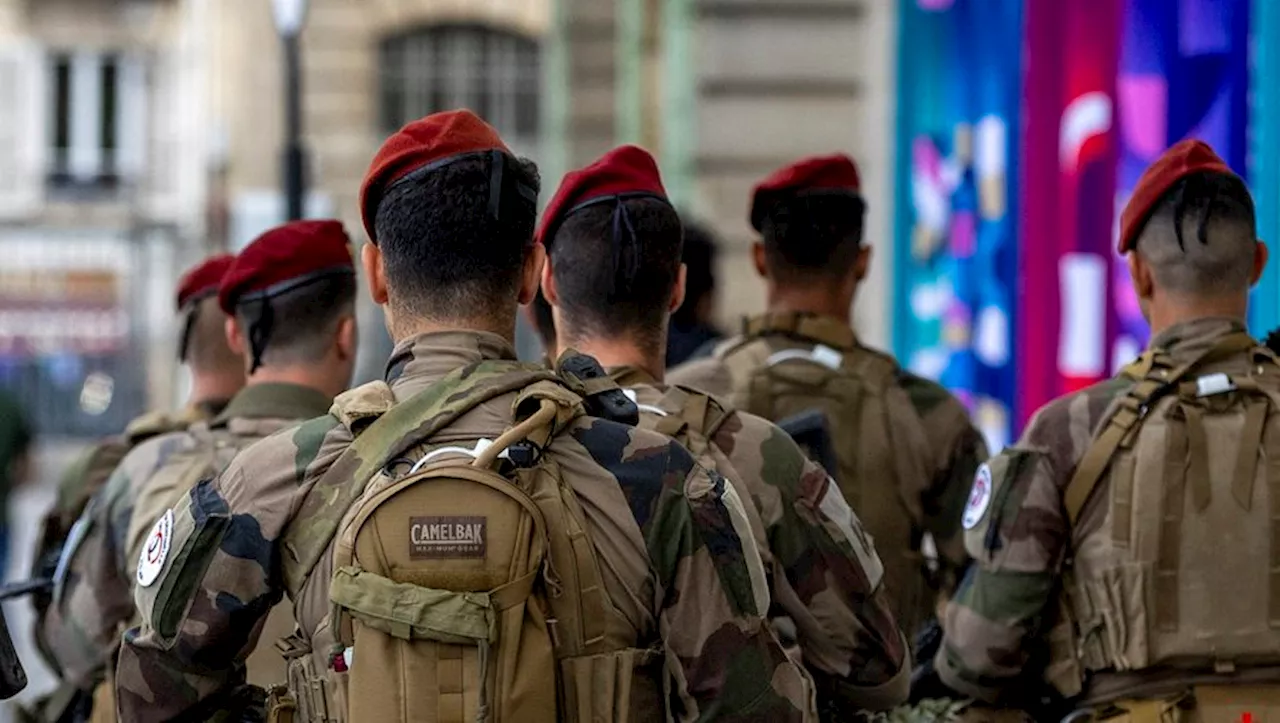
1113, 0, 1250, 354
894, 0, 1022, 452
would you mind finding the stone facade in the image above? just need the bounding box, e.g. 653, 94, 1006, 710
0, 0, 896, 424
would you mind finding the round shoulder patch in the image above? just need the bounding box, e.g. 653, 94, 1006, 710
137, 508, 174, 588
962, 464, 994, 530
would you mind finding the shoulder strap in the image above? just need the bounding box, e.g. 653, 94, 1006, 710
281, 360, 558, 597
1063, 331, 1259, 524
124, 410, 181, 444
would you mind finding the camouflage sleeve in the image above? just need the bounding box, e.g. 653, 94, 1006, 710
934, 444, 1063, 702
902, 375, 990, 582
572, 418, 815, 722
116, 417, 347, 723
42, 440, 162, 689
713, 412, 909, 712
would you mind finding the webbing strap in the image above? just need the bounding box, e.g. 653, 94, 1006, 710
1064, 332, 1258, 524
1233, 398, 1270, 511
1110, 454, 1136, 547
1182, 404, 1212, 513
1157, 407, 1189, 632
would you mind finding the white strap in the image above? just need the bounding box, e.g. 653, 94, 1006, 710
409, 438, 508, 474
765, 344, 843, 371
623, 388, 669, 417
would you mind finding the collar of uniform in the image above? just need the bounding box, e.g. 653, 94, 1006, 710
188, 397, 231, 421
213, 382, 332, 426
608, 365, 659, 388
1148, 316, 1251, 360
742, 312, 857, 350
384, 330, 518, 399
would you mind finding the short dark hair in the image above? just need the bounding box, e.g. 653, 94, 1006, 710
1136, 172, 1257, 296
183, 296, 240, 373
549, 197, 683, 346
374, 153, 541, 322
674, 220, 718, 327
234, 273, 356, 367
761, 194, 865, 282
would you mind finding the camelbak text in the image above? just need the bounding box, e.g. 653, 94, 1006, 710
409, 516, 487, 559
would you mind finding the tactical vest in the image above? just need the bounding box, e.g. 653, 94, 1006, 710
718, 313, 936, 636
272, 360, 665, 723
1043, 333, 1280, 701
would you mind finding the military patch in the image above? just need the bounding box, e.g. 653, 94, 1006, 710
409, 516, 486, 559
137, 508, 174, 587
962, 464, 994, 530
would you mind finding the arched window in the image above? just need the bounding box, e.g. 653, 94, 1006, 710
380, 24, 540, 154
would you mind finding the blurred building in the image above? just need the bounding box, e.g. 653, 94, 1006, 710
0, 0, 895, 436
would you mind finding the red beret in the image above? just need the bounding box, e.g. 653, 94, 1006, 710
218, 220, 354, 314
175, 254, 235, 311
536, 145, 669, 247
359, 110, 535, 244
750, 153, 862, 232
1118, 139, 1237, 253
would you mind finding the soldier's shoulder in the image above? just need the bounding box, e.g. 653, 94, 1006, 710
894, 369, 968, 419
1021, 375, 1133, 449
124, 409, 188, 442
560, 416, 707, 516
228, 411, 349, 484
118, 429, 199, 477
667, 337, 750, 398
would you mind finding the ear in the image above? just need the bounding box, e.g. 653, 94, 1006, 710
336, 314, 358, 361
1128, 251, 1154, 301
1252, 240, 1270, 287
362, 243, 388, 306
751, 241, 768, 278
225, 316, 246, 358
669, 264, 688, 313
518, 243, 547, 306
854, 245, 872, 282
540, 256, 559, 306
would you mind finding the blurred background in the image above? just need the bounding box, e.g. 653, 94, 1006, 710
0, 0, 1274, 712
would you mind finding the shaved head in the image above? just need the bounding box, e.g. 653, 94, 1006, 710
1135, 172, 1257, 298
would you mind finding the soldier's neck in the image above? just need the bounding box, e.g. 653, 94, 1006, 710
390, 315, 517, 345
188, 371, 245, 408
563, 334, 665, 383
766, 286, 853, 327
246, 366, 344, 400
1146, 295, 1249, 339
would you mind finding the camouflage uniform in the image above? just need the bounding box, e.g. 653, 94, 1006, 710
44, 384, 331, 695
117, 332, 813, 722
669, 313, 988, 636
610, 366, 910, 714
936, 318, 1264, 707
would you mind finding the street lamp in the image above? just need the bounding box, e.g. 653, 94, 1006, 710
271, 0, 309, 221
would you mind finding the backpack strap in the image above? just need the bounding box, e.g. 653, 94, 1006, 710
1064, 332, 1259, 524
281, 360, 558, 598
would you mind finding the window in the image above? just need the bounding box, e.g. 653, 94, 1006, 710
380, 25, 541, 154
48, 51, 143, 191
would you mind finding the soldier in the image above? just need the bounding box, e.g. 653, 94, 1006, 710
46, 220, 358, 720
934, 140, 1280, 721
537, 144, 910, 717
669, 154, 987, 639
26, 253, 244, 722
116, 110, 812, 723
